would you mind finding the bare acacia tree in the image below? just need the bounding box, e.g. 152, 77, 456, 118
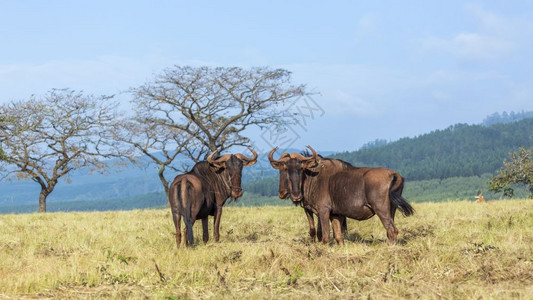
130, 66, 307, 163
0, 89, 130, 212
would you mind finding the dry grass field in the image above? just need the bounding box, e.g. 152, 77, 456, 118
1, 200, 533, 299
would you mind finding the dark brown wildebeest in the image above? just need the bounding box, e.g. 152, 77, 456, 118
269, 148, 347, 242
169, 148, 257, 248
272, 150, 321, 239
269, 146, 413, 245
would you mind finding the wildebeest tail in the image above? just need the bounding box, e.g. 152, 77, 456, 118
390, 173, 414, 217
179, 178, 194, 245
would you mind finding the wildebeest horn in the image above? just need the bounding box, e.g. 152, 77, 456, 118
207, 150, 219, 163
235, 147, 258, 166
268, 147, 290, 169
306, 145, 318, 160
207, 150, 231, 167
268, 147, 279, 163
290, 145, 318, 161
303, 145, 319, 168
289, 145, 319, 168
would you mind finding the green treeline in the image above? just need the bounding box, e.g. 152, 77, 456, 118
333, 118, 533, 180
244, 176, 281, 197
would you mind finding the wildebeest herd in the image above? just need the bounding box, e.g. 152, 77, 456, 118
169, 146, 414, 248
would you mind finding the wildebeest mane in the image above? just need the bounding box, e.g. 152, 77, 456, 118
326, 157, 353, 168
300, 149, 315, 157
190, 161, 230, 200
300, 149, 354, 170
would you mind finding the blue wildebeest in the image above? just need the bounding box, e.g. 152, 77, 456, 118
169, 148, 257, 247
269, 146, 413, 245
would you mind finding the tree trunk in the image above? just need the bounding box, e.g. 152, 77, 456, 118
38, 189, 48, 213
158, 164, 171, 207
37, 180, 55, 213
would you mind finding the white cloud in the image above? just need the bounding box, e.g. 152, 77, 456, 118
284, 63, 412, 117
328, 90, 377, 117
465, 4, 530, 37
422, 32, 514, 61
420, 5, 533, 61
0, 57, 145, 102
0, 55, 220, 103
454, 32, 514, 59
423, 69, 504, 86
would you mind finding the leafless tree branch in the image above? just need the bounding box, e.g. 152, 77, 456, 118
130, 66, 307, 160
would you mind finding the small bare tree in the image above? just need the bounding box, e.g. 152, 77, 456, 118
0, 89, 130, 212
130, 66, 307, 162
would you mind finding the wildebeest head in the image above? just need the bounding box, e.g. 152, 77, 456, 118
268, 145, 319, 203
267, 150, 291, 199
208, 147, 258, 198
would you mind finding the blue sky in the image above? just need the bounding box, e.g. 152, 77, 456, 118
1, 1, 532, 152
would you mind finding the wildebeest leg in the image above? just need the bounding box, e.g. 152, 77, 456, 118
171, 210, 182, 248
341, 217, 347, 234
169, 180, 182, 249
182, 227, 188, 246
183, 218, 196, 247
202, 217, 209, 243
318, 210, 331, 244
330, 215, 344, 246
304, 208, 317, 241
316, 217, 323, 242
213, 205, 223, 242
374, 204, 399, 245
184, 220, 196, 247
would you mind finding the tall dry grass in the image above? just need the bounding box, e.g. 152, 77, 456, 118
1, 200, 532, 299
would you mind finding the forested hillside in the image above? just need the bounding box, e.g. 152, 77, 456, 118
245, 118, 533, 197
333, 118, 533, 180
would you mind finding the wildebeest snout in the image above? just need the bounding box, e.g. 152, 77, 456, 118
231, 187, 243, 198
290, 193, 303, 203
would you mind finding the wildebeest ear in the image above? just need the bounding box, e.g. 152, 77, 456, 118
208, 152, 231, 170
302, 158, 318, 169
209, 161, 226, 170
242, 160, 256, 167
269, 161, 286, 170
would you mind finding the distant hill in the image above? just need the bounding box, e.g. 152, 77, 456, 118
332, 118, 533, 181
